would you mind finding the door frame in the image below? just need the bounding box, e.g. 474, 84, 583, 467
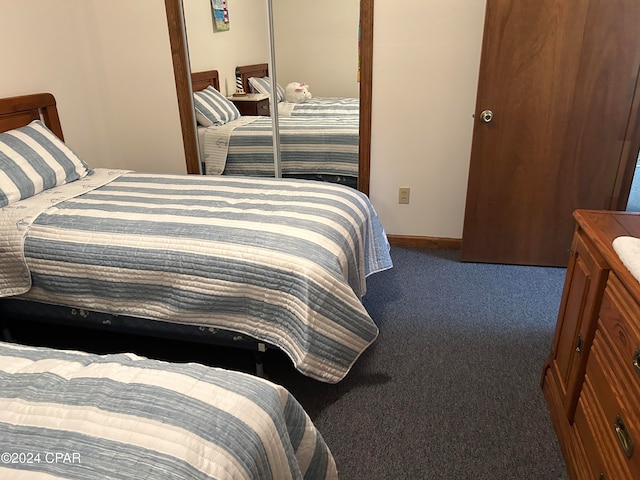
612, 62, 640, 210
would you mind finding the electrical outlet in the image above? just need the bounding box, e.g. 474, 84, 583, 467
398, 187, 410, 204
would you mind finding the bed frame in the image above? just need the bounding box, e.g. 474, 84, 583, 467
0, 92, 270, 375
0, 92, 64, 140
192, 65, 268, 94
191, 69, 220, 93
236, 63, 269, 93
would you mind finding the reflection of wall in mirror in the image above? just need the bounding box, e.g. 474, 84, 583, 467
183, 0, 269, 96
273, 0, 360, 98
1, 1, 186, 175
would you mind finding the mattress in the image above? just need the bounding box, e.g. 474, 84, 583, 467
0, 341, 337, 479
1, 169, 392, 383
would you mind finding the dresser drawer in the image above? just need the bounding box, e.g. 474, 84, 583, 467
574, 380, 616, 479
599, 275, 640, 396
584, 330, 640, 478
231, 98, 270, 116
255, 99, 270, 116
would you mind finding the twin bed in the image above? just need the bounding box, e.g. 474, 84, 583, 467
193, 66, 360, 187
0, 341, 337, 479
0, 92, 392, 478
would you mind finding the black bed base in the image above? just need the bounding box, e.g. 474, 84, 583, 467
282, 173, 358, 189
0, 299, 272, 377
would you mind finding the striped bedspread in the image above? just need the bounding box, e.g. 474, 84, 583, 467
7, 170, 392, 383
200, 116, 358, 177
278, 97, 360, 117
0, 341, 338, 479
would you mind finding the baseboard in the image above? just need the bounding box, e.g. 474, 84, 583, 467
387, 235, 462, 250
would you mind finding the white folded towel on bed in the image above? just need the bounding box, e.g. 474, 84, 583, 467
612, 236, 640, 282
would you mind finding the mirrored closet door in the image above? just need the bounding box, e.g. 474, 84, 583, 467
164, 0, 374, 194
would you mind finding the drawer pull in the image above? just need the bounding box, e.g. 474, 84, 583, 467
614, 415, 634, 458
575, 333, 584, 356
633, 348, 640, 377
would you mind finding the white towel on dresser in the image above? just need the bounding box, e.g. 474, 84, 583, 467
612, 236, 640, 282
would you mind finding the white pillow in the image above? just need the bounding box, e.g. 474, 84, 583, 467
193, 86, 241, 126
0, 120, 91, 208
248, 77, 285, 103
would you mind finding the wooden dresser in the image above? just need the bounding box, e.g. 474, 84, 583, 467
542, 210, 640, 479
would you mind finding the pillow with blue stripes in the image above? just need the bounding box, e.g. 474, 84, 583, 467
193, 86, 241, 126
0, 120, 92, 208
248, 76, 285, 103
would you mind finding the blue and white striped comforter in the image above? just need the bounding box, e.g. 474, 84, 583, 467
0, 341, 338, 479
278, 97, 360, 117
200, 116, 359, 177
3, 170, 392, 383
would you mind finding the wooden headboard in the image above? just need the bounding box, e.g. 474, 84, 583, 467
0, 92, 64, 140
237, 63, 269, 93
191, 70, 221, 92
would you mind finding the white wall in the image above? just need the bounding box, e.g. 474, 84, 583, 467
184, 0, 269, 96
369, 0, 486, 239
0, 0, 186, 174
184, 0, 359, 99
273, 0, 360, 98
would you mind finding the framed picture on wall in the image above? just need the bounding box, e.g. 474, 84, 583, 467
211, 0, 230, 31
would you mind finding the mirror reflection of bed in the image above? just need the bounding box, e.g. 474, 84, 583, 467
192, 67, 359, 188
181, 0, 363, 189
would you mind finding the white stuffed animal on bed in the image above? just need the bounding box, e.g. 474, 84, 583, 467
284, 82, 312, 103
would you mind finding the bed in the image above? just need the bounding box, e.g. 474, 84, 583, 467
236, 63, 360, 118
0, 92, 392, 384
0, 340, 338, 479
192, 70, 359, 187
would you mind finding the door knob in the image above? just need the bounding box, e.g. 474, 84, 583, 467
480, 110, 493, 123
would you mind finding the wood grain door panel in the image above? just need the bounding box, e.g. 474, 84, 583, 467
461, 0, 640, 266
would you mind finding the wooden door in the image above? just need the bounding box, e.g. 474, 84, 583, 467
461, 0, 640, 266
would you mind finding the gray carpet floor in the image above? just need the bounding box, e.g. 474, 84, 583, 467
266, 247, 569, 480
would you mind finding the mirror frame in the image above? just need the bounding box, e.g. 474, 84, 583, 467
165, 0, 373, 195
